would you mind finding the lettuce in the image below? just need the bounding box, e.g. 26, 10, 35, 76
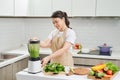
106, 62, 119, 74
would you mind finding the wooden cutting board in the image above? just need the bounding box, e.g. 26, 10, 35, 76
43, 67, 89, 76
73, 67, 89, 75
43, 71, 66, 75
87, 75, 110, 80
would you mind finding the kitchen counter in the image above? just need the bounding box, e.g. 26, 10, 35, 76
0, 45, 120, 68
16, 68, 91, 80
4, 45, 120, 60
16, 68, 120, 80
0, 53, 28, 68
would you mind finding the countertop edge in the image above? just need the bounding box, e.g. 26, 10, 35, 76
0, 46, 120, 68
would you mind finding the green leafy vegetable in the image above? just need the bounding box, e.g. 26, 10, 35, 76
95, 72, 105, 78
106, 62, 119, 74
43, 63, 65, 74
89, 70, 95, 76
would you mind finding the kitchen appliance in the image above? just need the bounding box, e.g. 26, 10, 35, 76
98, 43, 112, 56
28, 39, 41, 73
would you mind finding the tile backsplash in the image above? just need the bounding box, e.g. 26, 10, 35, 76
0, 17, 120, 51
0, 18, 25, 51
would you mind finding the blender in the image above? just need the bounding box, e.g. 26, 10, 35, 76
28, 39, 41, 73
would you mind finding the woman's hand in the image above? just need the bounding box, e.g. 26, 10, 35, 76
41, 56, 51, 67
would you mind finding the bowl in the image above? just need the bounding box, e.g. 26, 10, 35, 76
81, 48, 90, 53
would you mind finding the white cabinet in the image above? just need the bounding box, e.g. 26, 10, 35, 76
52, 0, 72, 16
28, 0, 52, 16
72, 0, 96, 16
96, 0, 120, 16
15, 0, 52, 16
2, 0, 120, 17
0, 0, 14, 16
15, 0, 28, 16
20, 0, 72, 17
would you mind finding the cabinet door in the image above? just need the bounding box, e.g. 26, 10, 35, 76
74, 57, 118, 66
116, 60, 120, 69
15, 0, 52, 16
72, 0, 96, 16
96, 0, 120, 16
52, 0, 72, 16
0, 64, 13, 80
15, 0, 28, 16
13, 58, 28, 80
0, 0, 14, 16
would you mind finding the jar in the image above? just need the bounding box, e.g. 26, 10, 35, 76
28, 39, 40, 59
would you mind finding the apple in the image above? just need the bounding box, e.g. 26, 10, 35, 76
74, 43, 82, 49
75, 43, 79, 47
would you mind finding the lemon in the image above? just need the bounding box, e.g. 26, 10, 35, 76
79, 44, 82, 49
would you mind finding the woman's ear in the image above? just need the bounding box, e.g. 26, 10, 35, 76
61, 18, 66, 25
62, 17, 65, 22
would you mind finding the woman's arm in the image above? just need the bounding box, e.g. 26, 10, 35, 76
42, 41, 72, 66
40, 39, 51, 48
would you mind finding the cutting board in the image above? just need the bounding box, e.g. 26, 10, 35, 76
43, 71, 66, 75
87, 71, 120, 80
43, 67, 89, 76
87, 75, 110, 80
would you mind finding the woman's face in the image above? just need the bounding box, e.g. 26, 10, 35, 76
52, 17, 65, 31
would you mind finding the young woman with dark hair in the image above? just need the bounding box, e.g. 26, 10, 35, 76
40, 10, 76, 67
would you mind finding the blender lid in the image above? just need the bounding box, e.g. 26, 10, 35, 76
29, 39, 40, 43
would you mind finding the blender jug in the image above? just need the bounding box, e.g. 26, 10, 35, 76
28, 39, 40, 59
28, 39, 41, 73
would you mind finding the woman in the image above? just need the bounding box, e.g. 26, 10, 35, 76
40, 11, 76, 67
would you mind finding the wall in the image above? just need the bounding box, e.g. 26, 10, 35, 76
23, 18, 54, 42
0, 17, 120, 51
70, 18, 120, 51
0, 18, 25, 51
24, 18, 120, 51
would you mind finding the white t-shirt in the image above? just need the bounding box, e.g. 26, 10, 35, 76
48, 28, 76, 45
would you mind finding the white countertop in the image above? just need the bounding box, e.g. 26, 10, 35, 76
16, 68, 91, 80
16, 68, 120, 80
0, 45, 120, 68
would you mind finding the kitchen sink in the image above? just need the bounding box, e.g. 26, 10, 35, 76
0, 59, 5, 62
0, 54, 22, 60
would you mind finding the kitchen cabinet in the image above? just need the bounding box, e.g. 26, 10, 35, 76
96, 0, 120, 16
0, 57, 28, 80
72, 0, 120, 17
1, 0, 120, 17
52, 0, 72, 16
13, 57, 28, 80
0, 0, 14, 16
72, 0, 96, 16
40, 54, 120, 68
0, 64, 13, 80
116, 60, 120, 68
15, 0, 52, 16
73, 57, 120, 68
15, 0, 28, 16
28, 0, 52, 16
